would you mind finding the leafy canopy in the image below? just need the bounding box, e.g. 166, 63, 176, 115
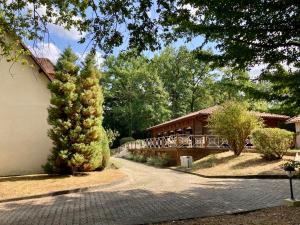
208, 102, 263, 156
102, 51, 171, 138
1, 0, 299, 68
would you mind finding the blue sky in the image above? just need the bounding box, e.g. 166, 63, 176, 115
26, 5, 263, 77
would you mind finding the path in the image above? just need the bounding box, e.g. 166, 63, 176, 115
0, 158, 299, 225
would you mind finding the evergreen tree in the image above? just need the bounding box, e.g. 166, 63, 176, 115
45, 49, 109, 174
45, 47, 80, 174
76, 52, 110, 170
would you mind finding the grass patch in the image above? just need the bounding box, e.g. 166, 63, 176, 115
191, 151, 295, 176
0, 168, 125, 200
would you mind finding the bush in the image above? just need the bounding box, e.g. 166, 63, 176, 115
208, 101, 263, 156
252, 128, 294, 160
124, 153, 147, 163
146, 154, 170, 167
132, 154, 147, 163
119, 137, 135, 146
106, 129, 120, 147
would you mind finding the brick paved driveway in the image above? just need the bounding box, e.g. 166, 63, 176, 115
0, 158, 299, 225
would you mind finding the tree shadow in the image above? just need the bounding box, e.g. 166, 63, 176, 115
231, 158, 282, 170
0, 177, 297, 225
0, 174, 70, 182
192, 154, 237, 169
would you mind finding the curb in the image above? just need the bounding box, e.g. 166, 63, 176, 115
0, 176, 127, 204
149, 205, 278, 225
169, 168, 298, 179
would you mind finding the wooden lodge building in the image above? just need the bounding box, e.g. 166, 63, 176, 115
147, 106, 290, 138
125, 106, 292, 166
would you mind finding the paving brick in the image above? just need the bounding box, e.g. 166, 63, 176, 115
0, 158, 299, 225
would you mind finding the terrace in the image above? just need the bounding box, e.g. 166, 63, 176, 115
123, 134, 229, 150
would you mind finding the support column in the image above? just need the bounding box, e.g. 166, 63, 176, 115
296, 123, 300, 148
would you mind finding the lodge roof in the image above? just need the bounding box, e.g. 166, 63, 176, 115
19, 42, 54, 81
286, 116, 300, 124
36, 58, 56, 80
147, 105, 290, 130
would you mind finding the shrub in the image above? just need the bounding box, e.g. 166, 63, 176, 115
124, 153, 134, 160
146, 154, 170, 167
119, 137, 135, 146
106, 129, 120, 147
252, 128, 294, 160
132, 154, 147, 163
124, 153, 147, 163
208, 101, 263, 156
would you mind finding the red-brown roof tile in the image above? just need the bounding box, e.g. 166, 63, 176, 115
286, 116, 300, 124
147, 105, 290, 130
36, 58, 55, 80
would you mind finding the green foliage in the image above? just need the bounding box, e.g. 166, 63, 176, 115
119, 137, 135, 146
103, 52, 171, 137
100, 127, 111, 169
132, 154, 147, 163
46, 48, 79, 174
123, 153, 147, 163
208, 102, 263, 156
45, 49, 109, 174
106, 129, 120, 147
151, 46, 216, 117
124, 152, 170, 167
252, 128, 294, 160
146, 154, 170, 167
2, 1, 298, 68
253, 64, 300, 116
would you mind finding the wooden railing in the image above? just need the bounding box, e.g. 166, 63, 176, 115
122, 134, 230, 150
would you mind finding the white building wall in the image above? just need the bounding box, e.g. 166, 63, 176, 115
0, 53, 52, 176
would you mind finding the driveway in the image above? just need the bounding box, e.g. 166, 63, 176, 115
0, 158, 299, 225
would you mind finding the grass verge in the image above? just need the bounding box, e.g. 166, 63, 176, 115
184, 151, 295, 176
0, 168, 125, 200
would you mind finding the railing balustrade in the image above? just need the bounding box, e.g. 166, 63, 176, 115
121, 134, 232, 150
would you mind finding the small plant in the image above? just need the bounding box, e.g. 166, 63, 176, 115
124, 153, 134, 160
252, 128, 294, 160
132, 154, 147, 163
146, 154, 170, 167
106, 129, 120, 147
282, 161, 300, 171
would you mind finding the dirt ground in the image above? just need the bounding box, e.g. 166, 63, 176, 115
0, 168, 125, 200
157, 206, 300, 225
189, 151, 295, 176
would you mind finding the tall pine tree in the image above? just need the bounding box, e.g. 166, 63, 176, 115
45, 49, 110, 174
75, 52, 110, 171
45, 47, 80, 174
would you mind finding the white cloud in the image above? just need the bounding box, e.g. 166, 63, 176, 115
48, 24, 85, 41
27, 3, 85, 41
29, 42, 61, 63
